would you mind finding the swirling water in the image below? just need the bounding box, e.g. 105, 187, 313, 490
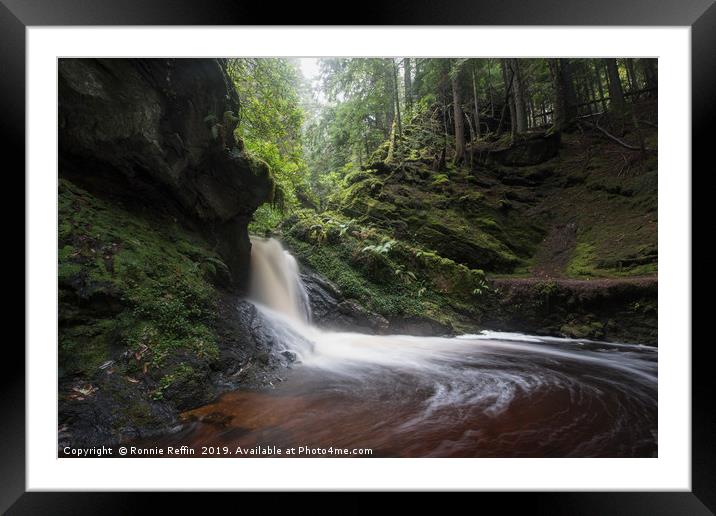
166, 238, 658, 457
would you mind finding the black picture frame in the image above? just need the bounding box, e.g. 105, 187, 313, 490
4, 0, 711, 512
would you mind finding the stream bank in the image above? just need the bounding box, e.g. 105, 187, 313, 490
57, 58, 658, 451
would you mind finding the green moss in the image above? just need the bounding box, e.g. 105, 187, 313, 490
123, 400, 155, 427
58, 178, 220, 383
59, 319, 115, 376
567, 242, 598, 277
343, 170, 371, 186
431, 173, 450, 188
152, 363, 198, 400
560, 321, 605, 340
282, 209, 488, 330
568, 237, 657, 278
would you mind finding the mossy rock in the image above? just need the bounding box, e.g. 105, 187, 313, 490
58, 178, 220, 385
560, 321, 605, 340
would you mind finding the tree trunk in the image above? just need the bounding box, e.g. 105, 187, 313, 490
593, 61, 607, 111
509, 58, 528, 134
604, 58, 625, 111
451, 60, 466, 164
392, 59, 402, 139
526, 92, 537, 129
548, 59, 563, 129
413, 58, 423, 98
625, 58, 638, 91
548, 58, 577, 131
641, 58, 658, 91
501, 59, 517, 137
465, 111, 474, 157
403, 58, 413, 111
560, 59, 578, 126
487, 59, 495, 117
582, 73, 597, 115
471, 64, 481, 138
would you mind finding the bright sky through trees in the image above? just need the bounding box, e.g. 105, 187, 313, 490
298, 58, 321, 81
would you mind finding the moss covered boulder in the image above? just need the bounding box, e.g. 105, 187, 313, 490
59, 58, 274, 289
58, 179, 297, 448
280, 209, 493, 335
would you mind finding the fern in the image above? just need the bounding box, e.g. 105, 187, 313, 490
362, 239, 396, 255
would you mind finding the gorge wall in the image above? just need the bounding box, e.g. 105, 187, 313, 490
58, 59, 287, 449
59, 58, 274, 289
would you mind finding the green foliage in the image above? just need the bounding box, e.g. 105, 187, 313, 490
58, 179, 219, 381
249, 204, 285, 236
227, 58, 309, 209
431, 173, 450, 187
361, 238, 396, 255
303, 58, 402, 197
471, 279, 490, 296
393, 265, 417, 285
567, 242, 598, 277
152, 363, 197, 401
281, 209, 490, 331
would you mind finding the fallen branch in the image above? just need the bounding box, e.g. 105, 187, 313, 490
618, 152, 629, 177
579, 117, 655, 152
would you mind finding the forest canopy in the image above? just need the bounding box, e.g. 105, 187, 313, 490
225, 57, 657, 230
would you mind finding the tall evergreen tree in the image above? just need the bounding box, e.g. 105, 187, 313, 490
604, 58, 625, 111
450, 59, 466, 164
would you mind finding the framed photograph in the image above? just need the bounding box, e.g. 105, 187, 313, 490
5, 0, 710, 512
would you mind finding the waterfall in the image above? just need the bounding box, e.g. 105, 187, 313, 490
224, 237, 658, 456
249, 236, 311, 323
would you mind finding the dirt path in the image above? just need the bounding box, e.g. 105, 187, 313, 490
529, 222, 577, 278
489, 275, 658, 291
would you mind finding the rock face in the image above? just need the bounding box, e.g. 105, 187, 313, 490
212, 298, 305, 389
474, 131, 561, 167
301, 270, 390, 334
57, 58, 281, 449
482, 277, 658, 345
59, 58, 273, 290
58, 296, 296, 449
301, 268, 454, 336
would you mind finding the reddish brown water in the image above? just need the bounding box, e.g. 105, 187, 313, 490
126, 241, 657, 457
141, 331, 657, 458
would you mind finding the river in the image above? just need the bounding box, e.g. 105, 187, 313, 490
149, 237, 658, 457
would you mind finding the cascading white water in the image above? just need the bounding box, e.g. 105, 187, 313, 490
249, 237, 311, 323
240, 237, 658, 457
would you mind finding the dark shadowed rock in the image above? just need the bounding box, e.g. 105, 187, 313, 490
473, 131, 561, 167
301, 271, 390, 334
213, 297, 307, 389
58, 296, 297, 450
386, 316, 454, 337
482, 277, 658, 345
59, 58, 273, 290
301, 268, 453, 336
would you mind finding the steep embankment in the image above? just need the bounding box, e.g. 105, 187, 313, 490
58, 59, 291, 448
280, 105, 658, 343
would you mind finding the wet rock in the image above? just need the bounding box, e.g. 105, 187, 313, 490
387, 316, 454, 337
281, 350, 298, 363
301, 271, 389, 334
59, 58, 273, 289
213, 298, 301, 388
58, 373, 177, 450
